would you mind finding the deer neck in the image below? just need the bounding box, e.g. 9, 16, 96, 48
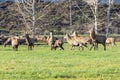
90, 31, 95, 40
74, 34, 79, 38
26, 36, 31, 44
50, 32, 54, 40
66, 35, 72, 42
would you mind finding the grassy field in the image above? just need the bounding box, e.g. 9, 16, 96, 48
0, 43, 120, 80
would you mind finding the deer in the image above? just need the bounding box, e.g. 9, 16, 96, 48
24, 33, 34, 50
64, 33, 84, 50
47, 32, 64, 50
88, 27, 106, 50
4, 37, 19, 51
52, 39, 64, 50
106, 37, 116, 47
72, 31, 92, 49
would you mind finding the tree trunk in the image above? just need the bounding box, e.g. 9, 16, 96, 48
69, 0, 72, 27
106, 0, 112, 37
32, 0, 36, 38
94, 0, 98, 34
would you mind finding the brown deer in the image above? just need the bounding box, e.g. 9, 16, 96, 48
106, 37, 116, 47
89, 27, 106, 50
52, 39, 64, 50
72, 31, 92, 49
47, 32, 64, 50
64, 33, 83, 50
47, 32, 54, 50
4, 37, 19, 51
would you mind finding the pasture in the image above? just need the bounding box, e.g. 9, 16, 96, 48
0, 43, 120, 80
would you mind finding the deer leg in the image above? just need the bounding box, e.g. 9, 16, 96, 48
32, 45, 34, 48
73, 45, 75, 50
114, 42, 117, 47
15, 47, 17, 51
90, 44, 94, 51
81, 46, 84, 51
16, 45, 18, 51
94, 43, 98, 50
71, 45, 74, 50
54, 46, 57, 50
79, 43, 83, 50
103, 43, 106, 51
84, 43, 89, 50
16, 48, 18, 51
90, 40, 95, 50
28, 46, 29, 50
71, 46, 72, 50
112, 42, 114, 47
29, 46, 31, 50
59, 45, 64, 50
50, 45, 53, 50
31, 46, 32, 50
61, 47, 64, 50
14, 46, 17, 51
13, 46, 15, 51
51, 46, 53, 50
85, 44, 89, 50
54, 47, 56, 50
83, 43, 87, 48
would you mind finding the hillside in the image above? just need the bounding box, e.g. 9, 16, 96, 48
0, 1, 120, 35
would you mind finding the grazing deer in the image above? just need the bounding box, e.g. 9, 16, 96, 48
4, 37, 19, 51
64, 33, 83, 50
89, 27, 106, 50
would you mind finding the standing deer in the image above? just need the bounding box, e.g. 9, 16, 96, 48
47, 32, 64, 50
72, 31, 92, 49
47, 32, 54, 50
89, 27, 106, 50
24, 33, 34, 50
52, 39, 64, 50
64, 33, 83, 50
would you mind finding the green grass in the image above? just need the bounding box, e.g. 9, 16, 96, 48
0, 43, 120, 80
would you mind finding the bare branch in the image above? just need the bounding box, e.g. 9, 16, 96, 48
15, 0, 32, 32
22, 0, 33, 15
37, 0, 55, 20
74, 0, 94, 24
